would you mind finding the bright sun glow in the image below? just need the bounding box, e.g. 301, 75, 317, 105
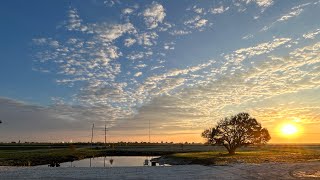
281, 124, 298, 136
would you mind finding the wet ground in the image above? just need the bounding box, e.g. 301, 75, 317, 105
0, 162, 319, 179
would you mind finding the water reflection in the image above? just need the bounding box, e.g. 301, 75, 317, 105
42, 156, 166, 167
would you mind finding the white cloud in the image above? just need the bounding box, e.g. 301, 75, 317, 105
184, 15, 200, 25
51, 97, 65, 105
122, 8, 134, 15
184, 15, 209, 30
66, 9, 88, 32
158, 22, 173, 32
254, 0, 274, 8
291, 2, 312, 10
195, 19, 208, 28
164, 42, 175, 50
164, 45, 173, 50
124, 38, 136, 47
169, 30, 191, 36
134, 72, 143, 77
151, 66, 164, 70
290, 41, 320, 61
135, 60, 216, 102
49, 40, 59, 48
127, 51, 153, 60
303, 29, 320, 39
260, 2, 313, 32
95, 23, 136, 43
209, 6, 229, 14
135, 64, 147, 69
106, 46, 121, 59
32, 38, 47, 45
127, 52, 144, 60
233, 0, 273, 12
143, 2, 166, 29
238, 0, 274, 8
277, 8, 303, 22
194, 8, 204, 14
242, 34, 254, 40
224, 38, 291, 64
136, 32, 158, 46
104, 0, 121, 7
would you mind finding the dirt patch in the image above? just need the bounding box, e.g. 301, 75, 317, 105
290, 164, 320, 178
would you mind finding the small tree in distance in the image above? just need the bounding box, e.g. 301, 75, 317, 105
202, 112, 271, 154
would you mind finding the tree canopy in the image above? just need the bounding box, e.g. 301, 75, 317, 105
202, 112, 271, 154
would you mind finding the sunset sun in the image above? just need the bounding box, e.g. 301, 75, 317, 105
281, 124, 298, 136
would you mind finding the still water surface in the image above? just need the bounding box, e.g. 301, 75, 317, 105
40, 156, 163, 167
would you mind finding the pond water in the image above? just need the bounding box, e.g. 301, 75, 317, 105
39, 156, 168, 167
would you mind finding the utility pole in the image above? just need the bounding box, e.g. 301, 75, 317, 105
149, 119, 150, 143
91, 123, 94, 148
104, 123, 107, 149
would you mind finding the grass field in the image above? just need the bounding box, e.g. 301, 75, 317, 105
158, 144, 320, 165
0, 143, 319, 166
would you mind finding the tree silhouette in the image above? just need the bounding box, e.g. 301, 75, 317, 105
202, 112, 271, 154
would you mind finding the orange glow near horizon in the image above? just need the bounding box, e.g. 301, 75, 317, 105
270, 117, 310, 143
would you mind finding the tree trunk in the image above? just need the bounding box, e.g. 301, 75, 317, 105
228, 148, 236, 155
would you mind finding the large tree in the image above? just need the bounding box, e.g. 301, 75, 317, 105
202, 112, 271, 154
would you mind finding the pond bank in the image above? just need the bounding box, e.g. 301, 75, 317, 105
0, 149, 176, 166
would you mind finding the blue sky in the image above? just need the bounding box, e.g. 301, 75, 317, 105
0, 0, 320, 143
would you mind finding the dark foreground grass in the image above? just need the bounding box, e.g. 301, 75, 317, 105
0, 148, 181, 166
0, 148, 102, 166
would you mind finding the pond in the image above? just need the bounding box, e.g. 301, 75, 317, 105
39, 156, 168, 167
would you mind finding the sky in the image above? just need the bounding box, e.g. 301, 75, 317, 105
0, 0, 320, 143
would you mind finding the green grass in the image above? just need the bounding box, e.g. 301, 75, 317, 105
0, 147, 105, 166
0, 144, 319, 166
167, 145, 320, 165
